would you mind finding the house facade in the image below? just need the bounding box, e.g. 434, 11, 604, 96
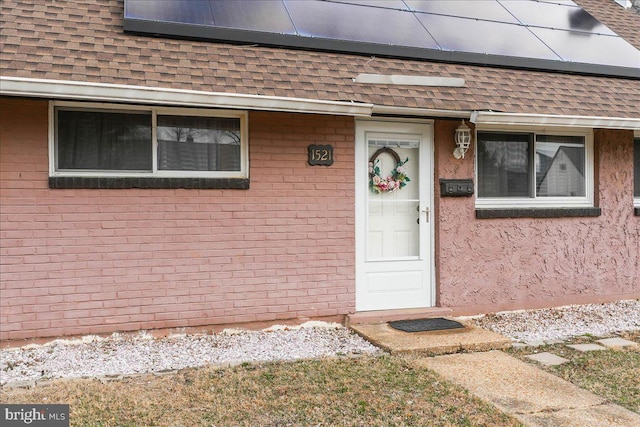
1, 0, 639, 341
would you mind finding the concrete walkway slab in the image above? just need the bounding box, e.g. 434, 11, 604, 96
597, 337, 638, 349
525, 352, 569, 366
519, 404, 640, 427
567, 343, 607, 352
350, 321, 510, 356
414, 350, 640, 427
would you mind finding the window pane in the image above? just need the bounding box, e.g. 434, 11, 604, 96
57, 110, 152, 171
635, 138, 640, 198
536, 135, 585, 197
157, 116, 241, 171
477, 133, 531, 197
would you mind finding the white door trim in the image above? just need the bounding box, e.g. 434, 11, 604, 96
355, 118, 435, 311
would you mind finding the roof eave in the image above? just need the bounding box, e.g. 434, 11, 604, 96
2, 76, 639, 130
0, 76, 374, 117
472, 111, 640, 130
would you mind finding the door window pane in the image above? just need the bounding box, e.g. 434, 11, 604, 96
477, 132, 531, 197
157, 115, 241, 171
56, 109, 152, 171
536, 135, 585, 197
367, 140, 419, 260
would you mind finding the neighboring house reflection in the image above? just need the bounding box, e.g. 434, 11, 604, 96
537, 146, 585, 197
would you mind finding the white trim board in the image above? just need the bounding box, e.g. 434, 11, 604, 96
472, 111, 640, 130
354, 74, 465, 87
0, 76, 374, 117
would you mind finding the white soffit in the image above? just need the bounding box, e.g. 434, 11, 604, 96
471, 111, 640, 130
0, 76, 374, 117
354, 74, 465, 87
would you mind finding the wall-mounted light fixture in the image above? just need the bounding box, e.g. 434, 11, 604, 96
453, 120, 472, 159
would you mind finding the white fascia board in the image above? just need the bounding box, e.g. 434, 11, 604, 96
471, 111, 640, 130
0, 76, 374, 117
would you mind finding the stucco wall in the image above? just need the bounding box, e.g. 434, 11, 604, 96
435, 121, 640, 314
0, 98, 356, 340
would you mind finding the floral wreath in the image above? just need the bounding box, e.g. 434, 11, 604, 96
368, 147, 410, 194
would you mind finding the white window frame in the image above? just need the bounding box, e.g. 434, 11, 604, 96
634, 130, 640, 208
49, 101, 249, 179
475, 125, 594, 209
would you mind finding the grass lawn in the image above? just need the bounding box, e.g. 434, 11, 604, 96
1, 355, 523, 427
508, 331, 640, 413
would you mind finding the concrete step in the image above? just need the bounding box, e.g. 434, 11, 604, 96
350, 319, 511, 356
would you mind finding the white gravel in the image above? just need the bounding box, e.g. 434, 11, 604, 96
468, 299, 640, 343
2, 300, 639, 387
0, 321, 381, 387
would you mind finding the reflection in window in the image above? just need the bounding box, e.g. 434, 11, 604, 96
478, 132, 586, 199
157, 116, 241, 171
536, 135, 585, 197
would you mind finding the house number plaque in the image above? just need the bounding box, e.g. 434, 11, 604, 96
308, 144, 334, 166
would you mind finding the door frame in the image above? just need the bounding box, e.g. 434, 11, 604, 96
354, 118, 436, 311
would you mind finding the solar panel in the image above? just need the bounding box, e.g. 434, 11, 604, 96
329, 0, 407, 8
414, 13, 560, 60
499, 1, 615, 35
405, 0, 519, 23
125, 0, 214, 25
531, 27, 640, 68
123, 0, 640, 78
209, 0, 296, 34
285, 0, 438, 49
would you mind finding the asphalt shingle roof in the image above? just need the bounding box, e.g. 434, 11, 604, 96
1, 0, 639, 118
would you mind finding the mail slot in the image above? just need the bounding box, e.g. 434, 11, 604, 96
439, 179, 474, 197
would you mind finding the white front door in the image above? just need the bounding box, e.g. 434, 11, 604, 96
355, 120, 434, 311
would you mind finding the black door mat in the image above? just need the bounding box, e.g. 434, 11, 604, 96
388, 317, 465, 333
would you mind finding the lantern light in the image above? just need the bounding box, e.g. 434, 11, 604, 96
454, 120, 472, 159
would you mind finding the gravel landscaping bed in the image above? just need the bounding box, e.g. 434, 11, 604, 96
2, 300, 638, 387
468, 299, 640, 343
0, 322, 381, 387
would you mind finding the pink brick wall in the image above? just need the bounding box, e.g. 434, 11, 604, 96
0, 98, 356, 340
434, 120, 640, 314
